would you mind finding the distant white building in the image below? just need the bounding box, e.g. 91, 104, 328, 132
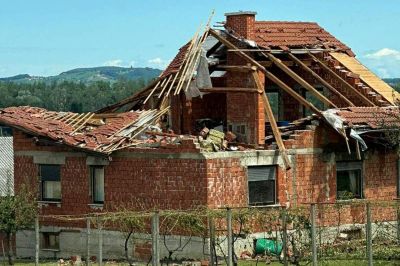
0, 135, 14, 196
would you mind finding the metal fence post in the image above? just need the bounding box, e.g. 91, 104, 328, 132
151, 211, 160, 266
98, 218, 103, 266
310, 204, 318, 266
208, 216, 216, 266
35, 216, 39, 266
226, 208, 233, 266
366, 202, 373, 266
397, 205, 400, 244
282, 208, 288, 266
86, 218, 91, 266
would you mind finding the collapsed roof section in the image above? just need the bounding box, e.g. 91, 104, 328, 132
2, 11, 400, 169
337, 106, 400, 129
0, 106, 169, 155
233, 20, 354, 55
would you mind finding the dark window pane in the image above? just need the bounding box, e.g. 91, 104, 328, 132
248, 166, 276, 205
40, 165, 61, 201
249, 180, 275, 205
40, 165, 60, 181
337, 169, 362, 199
92, 167, 104, 204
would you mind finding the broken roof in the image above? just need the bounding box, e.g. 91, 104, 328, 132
0, 106, 168, 155
336, 106, 400, 129
252, 21, 353, 55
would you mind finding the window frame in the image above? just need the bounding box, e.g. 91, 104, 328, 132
39, 164, 61, 202
41, 232, 60, 250
247, 165, 277, 206
336, 161, 363, 200
90, 166, 105, 204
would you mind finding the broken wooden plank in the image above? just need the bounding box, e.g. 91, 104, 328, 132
263, 52, 337, 108
287, 53, 355, 107
307, 52, 376, 107
143, 79, 162, 104
70, 113, 95, 135
252, 71, 291, 170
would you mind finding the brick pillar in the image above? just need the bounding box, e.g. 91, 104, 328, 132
256, 71, 266, 145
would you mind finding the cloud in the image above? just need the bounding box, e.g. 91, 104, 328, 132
360, 48, 400, 78
103, 59, 135, 68
147, 57, 171, 69
365, 48, 400, 60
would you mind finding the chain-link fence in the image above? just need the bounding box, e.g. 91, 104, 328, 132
23, 201, 400, 265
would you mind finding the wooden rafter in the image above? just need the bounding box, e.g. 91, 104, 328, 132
208, 29, 266, 72
287, 53, 355, 107
217, 65, 257, 72
259, 60, 313, 68
307, 52, 376, 107
265, 71, 322, 116
252, 71, 291, 170
200, 87, 261, 93
263, 52, 337, 108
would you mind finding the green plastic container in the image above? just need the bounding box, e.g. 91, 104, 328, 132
255, 238, 283, 255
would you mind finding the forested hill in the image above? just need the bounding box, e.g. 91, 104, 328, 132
0, 66, 162, 113
0, 66, 161, 84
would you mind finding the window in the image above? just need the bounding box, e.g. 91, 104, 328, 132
336, 162, 363, 200
39, 165, 61, 201
41, 232, 60, 250
0, 126, 12, 137
90, 166, 104, 204
266, 91, 280, 120
302, 87, 325, 116
248, 166, 276, 205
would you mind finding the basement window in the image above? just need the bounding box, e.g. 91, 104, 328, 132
248, 166, 277, 205
336, 162, 363, 200
90, 166, 104, 204
41, 232, 60, 250
39, 165, 61, 202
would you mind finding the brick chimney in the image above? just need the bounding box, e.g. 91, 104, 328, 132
225, 11, 257, 40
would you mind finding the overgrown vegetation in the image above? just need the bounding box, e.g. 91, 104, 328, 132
0, 78, 152, 113
0, 184, 37, 265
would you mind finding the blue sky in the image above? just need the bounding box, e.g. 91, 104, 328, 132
1, 0, 400, 78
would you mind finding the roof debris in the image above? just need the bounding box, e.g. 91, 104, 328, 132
337, 107, 400, 129
0, 106, 170, 154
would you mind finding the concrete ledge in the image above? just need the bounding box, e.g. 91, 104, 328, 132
86, 156, 109, 166
33, 154, 65, 165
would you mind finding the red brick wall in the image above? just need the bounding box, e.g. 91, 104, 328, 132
206, 158, 247, 208
364, 150, 398, 200
225, 13, 256, 40
225, 52, 265, 144
12, 128, 400, 230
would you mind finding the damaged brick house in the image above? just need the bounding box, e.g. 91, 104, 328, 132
1, 11, 400, 258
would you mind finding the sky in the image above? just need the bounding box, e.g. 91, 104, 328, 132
0, 0, 400, 78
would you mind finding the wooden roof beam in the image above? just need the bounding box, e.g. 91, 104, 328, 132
208, 29, 267, 72
265, 70, 322, 116
287, 53, 355, 107
263, 52, 337, 108
200, 87, 261, 93
307, 52, 376, 107
259, 59, 313, 68
252, 71, 291, 170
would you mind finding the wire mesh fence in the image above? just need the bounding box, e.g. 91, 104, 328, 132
23, 201, 400, 265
